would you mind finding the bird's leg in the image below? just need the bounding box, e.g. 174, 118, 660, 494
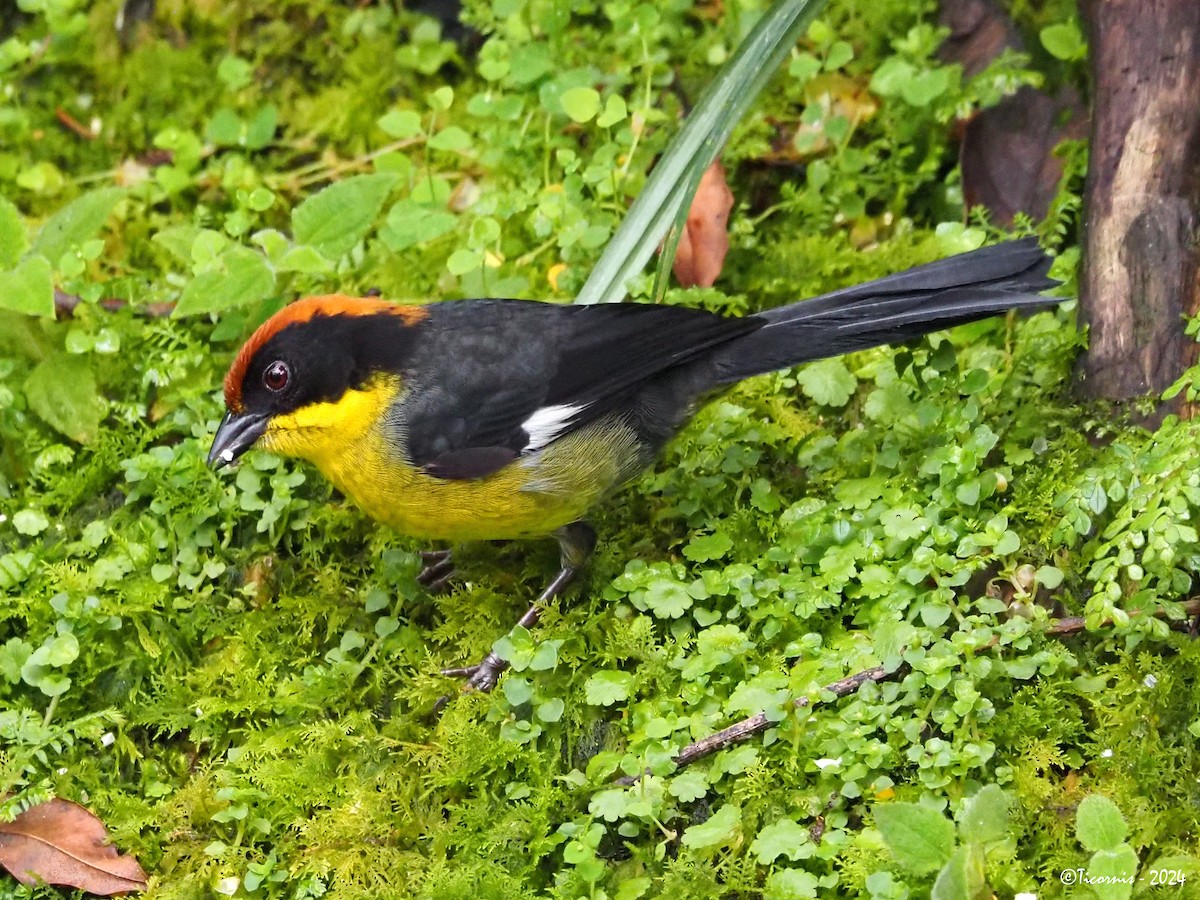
440, 521, 596, 694
417, 548, 455, 592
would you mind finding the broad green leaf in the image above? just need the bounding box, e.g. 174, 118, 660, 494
152, 224, 201, 264
584, 670, 634, 706
292, 173, 399, 259
24, 351, 107, 443
576, 0, 827, 304
668, 770, 709, 803
958, 785, 1010, 845
1076, 795, 1127, 852
0, 196, 27, 267
874, 802, 955, 874
931, 845, 985, 900
0, 255, 54, 317
795, 357, 856, 406
684, 531, 733, 562
681, 804, 742, 850
174, 246, 275, 316
30, 187, 123, 266
750, 818, 812, 864
379, 199, 457, 250
1087, 846, 1138, 900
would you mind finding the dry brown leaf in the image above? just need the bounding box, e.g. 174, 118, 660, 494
937, 0, 1023, 77
0, 798, 147, 896
937, 0, 1087, 224
959, 86, 1086, 224
673, 161, 734, 288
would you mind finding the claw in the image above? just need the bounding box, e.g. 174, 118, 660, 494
432, 522, 596, 712
417, 548, 455, 592
433, 652, 507, 711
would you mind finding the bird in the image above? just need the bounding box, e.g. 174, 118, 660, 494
209, 238, 1059, 693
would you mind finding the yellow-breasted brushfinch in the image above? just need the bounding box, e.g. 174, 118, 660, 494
210, 239, 1058, 691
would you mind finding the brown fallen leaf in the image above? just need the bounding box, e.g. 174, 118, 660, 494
959, 85, 1086, 225
937, 0, 1087, 225
0, 798, 147, 895
673, 161, 734, 288
937, 0, 1023, 78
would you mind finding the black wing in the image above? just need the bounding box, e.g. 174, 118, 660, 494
398, 299, 760, 479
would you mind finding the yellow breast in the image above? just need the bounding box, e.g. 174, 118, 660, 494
259, 374, 641, 541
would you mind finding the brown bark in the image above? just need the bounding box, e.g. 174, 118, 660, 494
1078, 0, 1200, 407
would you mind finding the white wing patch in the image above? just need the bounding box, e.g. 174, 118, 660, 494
522, 403, 586, 451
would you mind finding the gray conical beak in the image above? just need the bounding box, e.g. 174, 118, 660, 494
207, 411, 268, 469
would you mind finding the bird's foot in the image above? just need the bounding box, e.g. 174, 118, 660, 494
417, 548, 455, 592
440, 651, 506, 692
432, 652, 507, 712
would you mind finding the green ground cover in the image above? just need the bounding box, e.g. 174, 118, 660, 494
3, 1, 1199, 897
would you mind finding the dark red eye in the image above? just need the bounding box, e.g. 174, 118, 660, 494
263, 360, 290, 392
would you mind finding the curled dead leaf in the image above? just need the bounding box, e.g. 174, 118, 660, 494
0, 798, 147, 895
672, 161, 734, 288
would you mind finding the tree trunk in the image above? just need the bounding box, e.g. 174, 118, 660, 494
1077, 0, 1200, 408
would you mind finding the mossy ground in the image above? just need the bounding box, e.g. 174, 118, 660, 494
3, 1, 1199, 898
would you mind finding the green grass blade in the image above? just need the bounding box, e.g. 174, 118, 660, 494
575, 0, 828, 305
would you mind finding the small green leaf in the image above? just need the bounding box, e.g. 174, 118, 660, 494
596, 94, 627, 128
24, 352, 107, 443
824, 40, 853, 70
217, 54, 253, 90
584, 670, 634, 706
868, 57, 915, 97
13, 509, 49, 535
31, 187, 123, 266
174, 246, 275, 316
0, 196, 27, 268
292, 173, 400, 259
1077, 795, 1127, 852
931, 845, 985, 900
874, 802, 955, 874
377, 109, 423, 139
681, 804, 741, 850
535, 698, 564, 722
750, 818, 812, 864
379, 199, 457, 251
900, 68, 952, 106
427, 125, 472, 152
993, 531, 1021, 555
560, 87, 601, 123
1040, 21, 1087, 61
958, 785, 1010, 845
1087, 846, 1138, 900
0, 255, 54, 317
447, 248, 483, 275
1036, 565, 1064, 589
684, 531, 733, 562
43, 633, 79, 666
795, 357, 856, 406
668, 770, 709, 803
763, 869, 818, 900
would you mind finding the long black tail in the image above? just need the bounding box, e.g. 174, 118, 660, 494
710, 238, 1059, 384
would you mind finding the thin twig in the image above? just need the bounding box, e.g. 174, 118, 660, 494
614, 597, 1200, 785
